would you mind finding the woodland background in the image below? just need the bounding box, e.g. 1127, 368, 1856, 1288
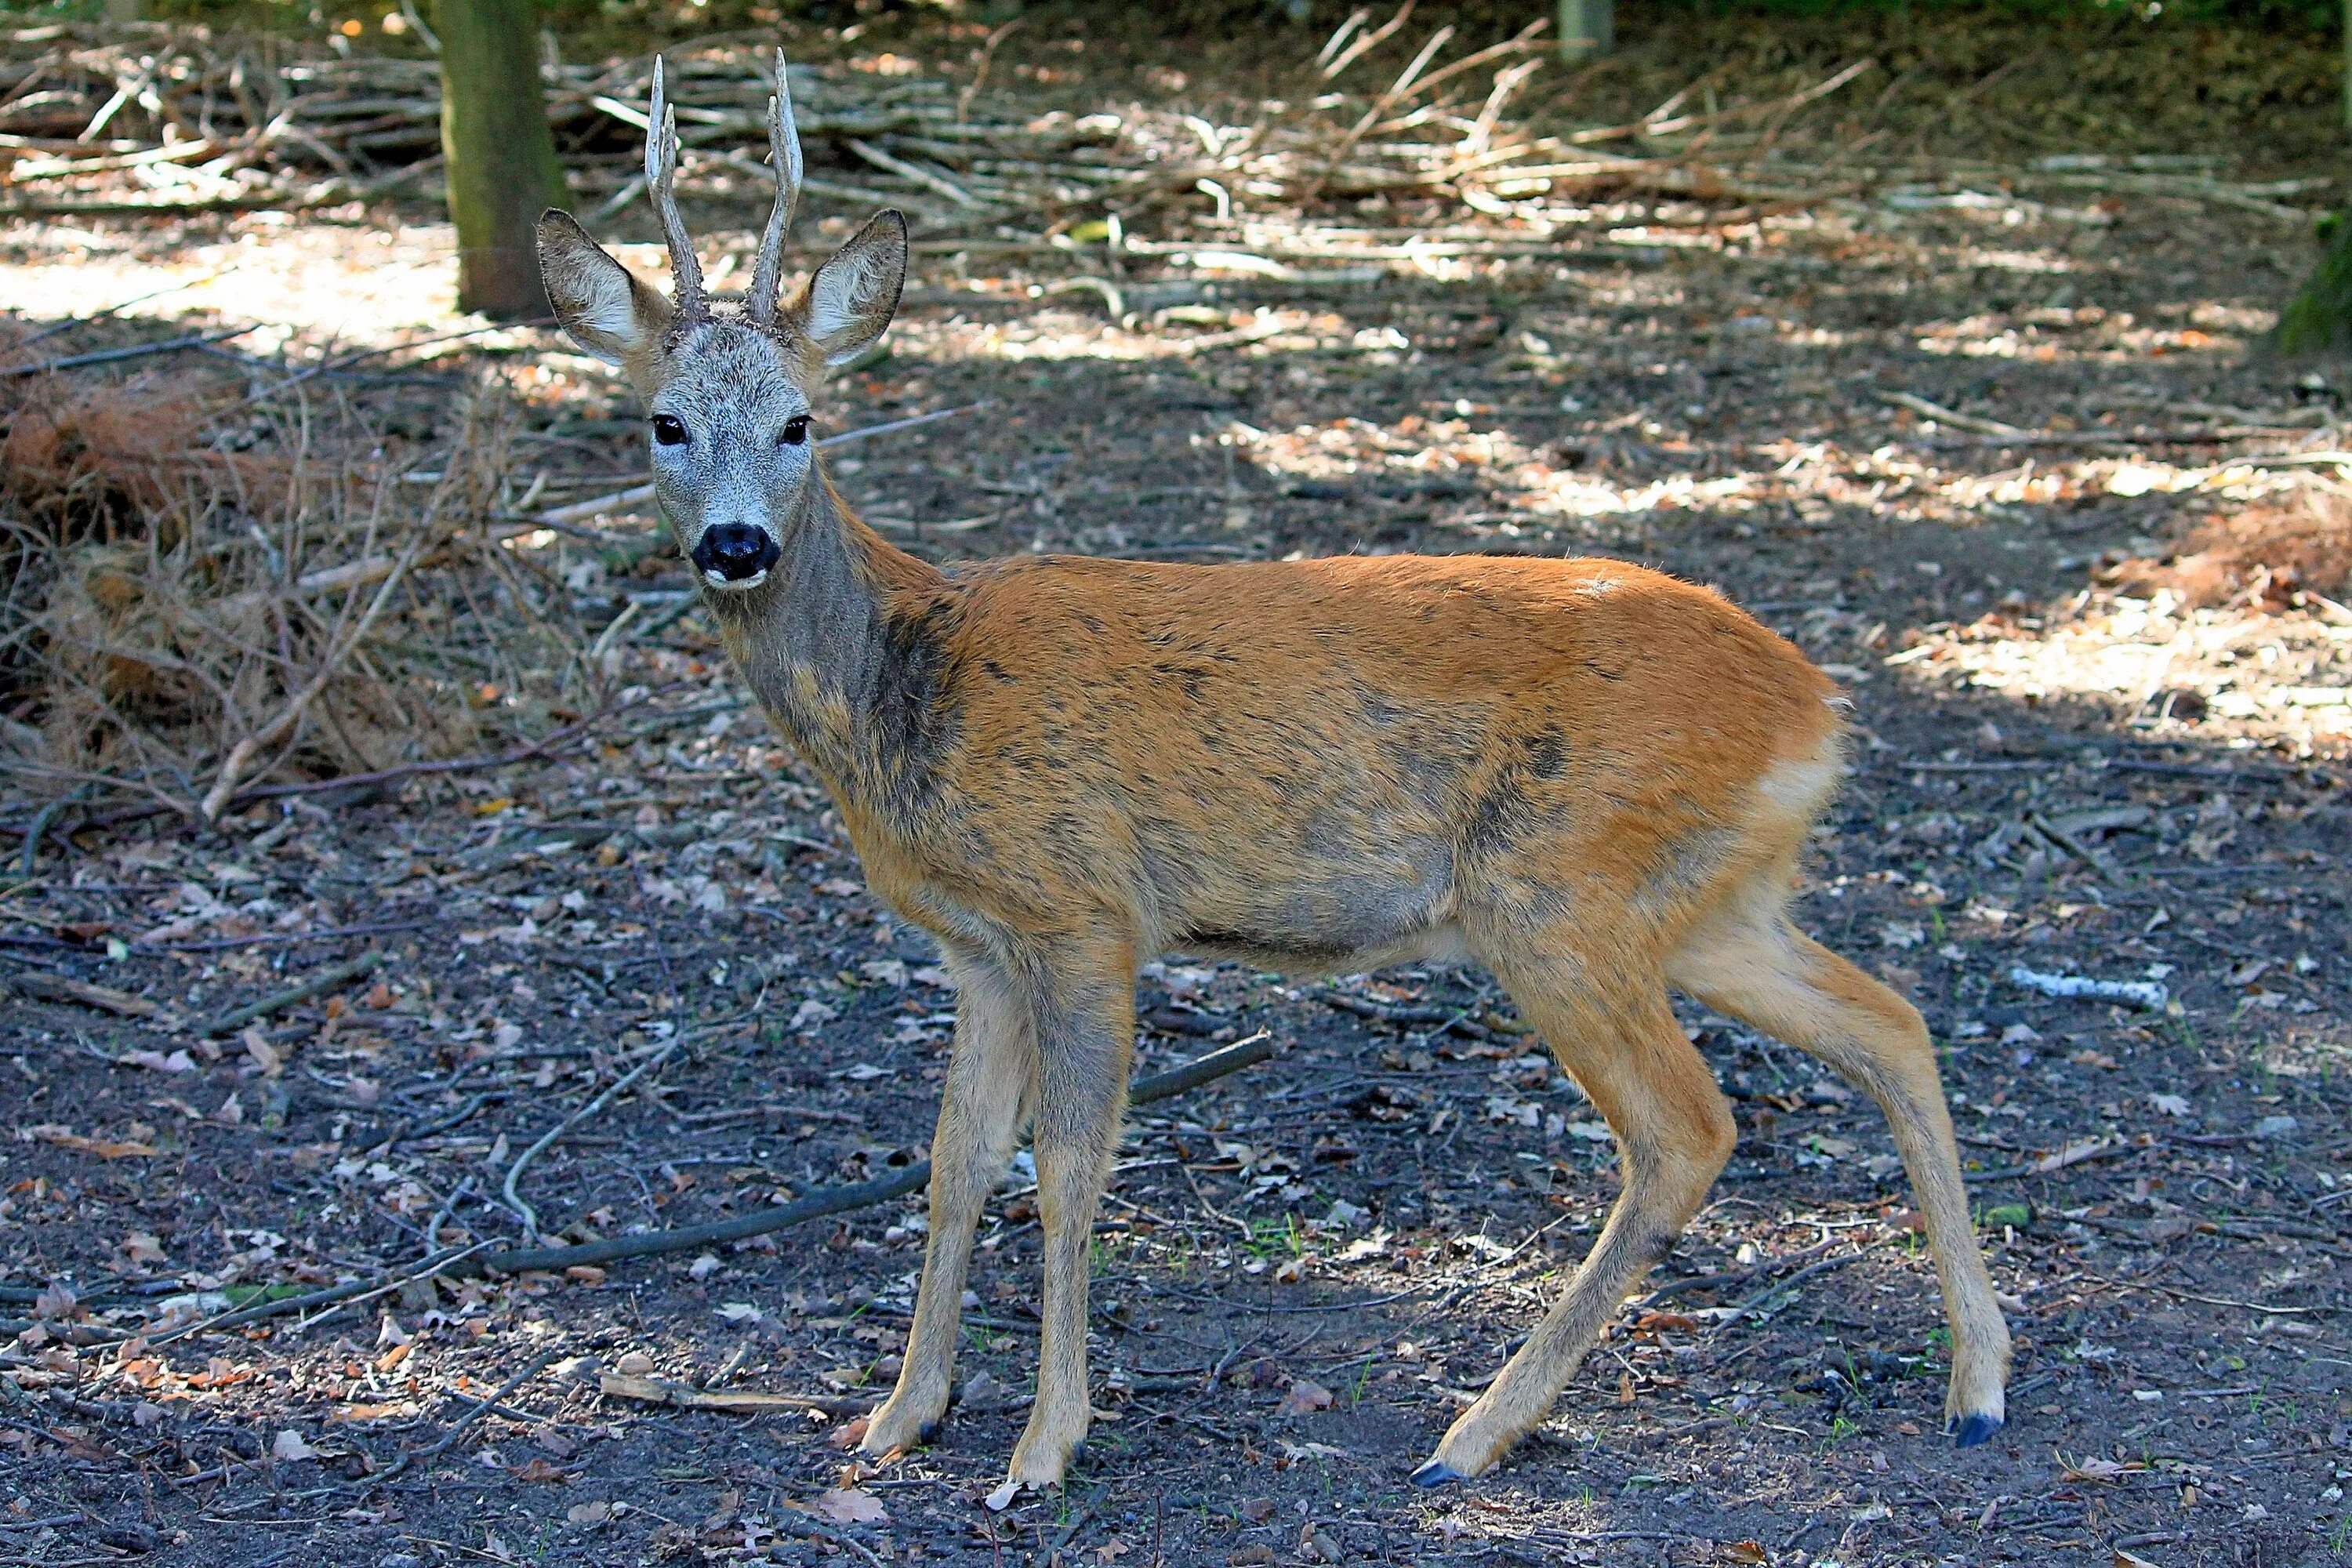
0, 2, 2347, 1566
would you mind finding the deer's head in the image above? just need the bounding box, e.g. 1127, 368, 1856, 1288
535, 52, 906, 593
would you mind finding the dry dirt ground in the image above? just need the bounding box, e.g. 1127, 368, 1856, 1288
4, 13, 2352, 1568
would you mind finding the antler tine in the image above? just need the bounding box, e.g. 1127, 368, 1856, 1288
644, 56, 706, 318
748, 45, 803, 328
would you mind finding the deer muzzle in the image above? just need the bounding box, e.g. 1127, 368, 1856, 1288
693, 522, 782, 589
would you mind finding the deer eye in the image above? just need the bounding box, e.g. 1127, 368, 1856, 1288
779, 416, 810, 447
652, 415, 689, 446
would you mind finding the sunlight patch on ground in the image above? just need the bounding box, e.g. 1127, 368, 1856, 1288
0, 216, 466, 350
1891, 591, 2352, 757
1224, 412, 1763, 534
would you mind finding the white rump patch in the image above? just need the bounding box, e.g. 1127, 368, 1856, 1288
1755, 750, 1841, 825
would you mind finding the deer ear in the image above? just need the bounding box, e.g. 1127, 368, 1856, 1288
799, 210, 907, 367
537, 209, 673, 367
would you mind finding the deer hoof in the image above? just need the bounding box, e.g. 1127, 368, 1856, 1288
1951, 1413, 2003, 1449
1410, 1459, 1468, 1488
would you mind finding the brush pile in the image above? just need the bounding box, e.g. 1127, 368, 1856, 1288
0, 364, 597, 821
0, 11, 1859, 227
2, 9, 2326, 232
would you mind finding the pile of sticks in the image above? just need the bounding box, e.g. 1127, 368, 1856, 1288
0, 11, 1867, 227
0, 23, 1109, 218
2, 11, 2320, 229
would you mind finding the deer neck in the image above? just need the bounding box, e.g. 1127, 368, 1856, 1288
702, 465, 958, 818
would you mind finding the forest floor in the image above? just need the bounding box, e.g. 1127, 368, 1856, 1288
2, 7, 2350, 1568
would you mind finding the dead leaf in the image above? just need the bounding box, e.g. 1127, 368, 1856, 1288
270, 1430, 321, 1461
828, 1416, 870, 1451
815, 1488, 887, 1526
49, 1426, 116, 1462
566, 1501, 613, 1526
508, 1457, 569, 1483
2115, 1552, 2158, 1568
982, 1477, 1022, 1512
119, 1232, 169, 1266
2059, 1452, 2142, 1482
9, 971, 172, 1020
40, 1130, 154, 1159
31, 1282, 78, 1321
1721, 1542, 1769, 1566
1276, 1379, 1334, 1416
328, 1402, 410, 1423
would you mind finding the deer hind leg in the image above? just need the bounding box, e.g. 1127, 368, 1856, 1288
1415, 964, 1736, 1485
862, 956, 1033, 1460
1007, 935, 1135, 1489
1668, 899, 2011, 1446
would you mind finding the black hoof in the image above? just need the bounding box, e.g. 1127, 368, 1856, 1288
1410, 1459, 1468, 1488
916, 1419, 941, 1444
1951, 1413, 2002, 1449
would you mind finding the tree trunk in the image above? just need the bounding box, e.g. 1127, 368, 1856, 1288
436, 0, 565, 320
1559, 0, 1613, 60
2275, 212, 2352, 358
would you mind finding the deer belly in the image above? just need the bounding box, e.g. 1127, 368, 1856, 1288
1156, 830, 1463, 974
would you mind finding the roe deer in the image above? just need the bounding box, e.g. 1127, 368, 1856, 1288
535, 50, 2010, 1489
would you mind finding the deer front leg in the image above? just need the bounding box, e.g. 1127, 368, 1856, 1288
1007, 942, 1134, 1489
863, 957, 1031, 1459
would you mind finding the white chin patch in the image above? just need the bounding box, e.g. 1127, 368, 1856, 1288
703, 568, 770, 592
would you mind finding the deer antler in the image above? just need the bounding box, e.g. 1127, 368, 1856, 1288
749, 46, 804, 328
645, 56, 706, 319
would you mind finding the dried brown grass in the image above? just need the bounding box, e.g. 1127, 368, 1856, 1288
1, 365, 592, 818
0, 372, 223, 539
2111, 487, 2352, 613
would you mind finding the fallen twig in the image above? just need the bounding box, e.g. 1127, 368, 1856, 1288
502, 1034, 686, 1241
1639, 1235, 1843, 1308
365, 1348, 563, 1486
456, 1033, 1277, 1279
5, 971, 176, 1024
1882, 390, 2028, 439
147, 1240, 492, 1345
0, 325, 256, 379
197, 949, 387, 1037
2078, 1272, 2340, 1316
595, 1371, 866, 1417
1964, 1137, 2135, 1185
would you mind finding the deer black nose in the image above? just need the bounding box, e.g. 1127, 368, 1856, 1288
693, 523, 779, 583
